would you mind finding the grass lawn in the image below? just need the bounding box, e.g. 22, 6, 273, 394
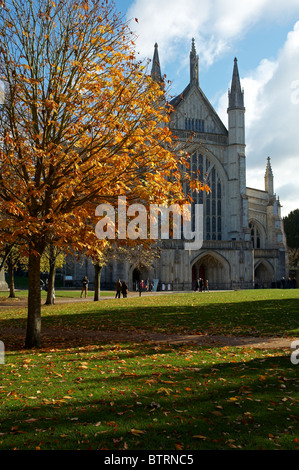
0, 289, 298, 451
3, 289, 115, 299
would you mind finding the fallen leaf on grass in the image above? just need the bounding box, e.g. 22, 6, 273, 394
131, 429, 146, 436
157, 387, 172, 395
211, 411, 223, 416
175, 443, 183, 450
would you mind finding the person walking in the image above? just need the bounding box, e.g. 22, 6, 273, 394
115, 279, 122, 298
121, 280, 128, 298
138, 280, 143, 297
80, 276, 89, 298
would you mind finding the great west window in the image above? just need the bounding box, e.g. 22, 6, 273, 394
188, 152, 222, 241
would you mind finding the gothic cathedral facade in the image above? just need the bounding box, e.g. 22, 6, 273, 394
66, 40, 288, 292
149, 40, 288, 290
100, 40, 288, 291
0, 41, 289, 293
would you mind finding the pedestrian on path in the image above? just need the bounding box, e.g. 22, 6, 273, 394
80, 276, 89, 298
121, 280, 128, 298
115, 279, 122, 298
138, 280, 143, 297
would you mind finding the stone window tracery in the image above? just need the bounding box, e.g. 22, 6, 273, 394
188, 152, 222, 241
185, 118, 205, 132
249, 222, 261, 248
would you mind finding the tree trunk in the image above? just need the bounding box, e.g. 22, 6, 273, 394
94, 263, 102, 301
8, 255, 15, 298
25, 247, 43, 349
45, 245, 56, 305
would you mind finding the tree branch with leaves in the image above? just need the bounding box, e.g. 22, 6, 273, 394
0, 0, 206, 348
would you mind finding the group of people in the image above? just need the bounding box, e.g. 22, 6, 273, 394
134, 279, 153, 295
115, 279, 154, 298
194, 278, 209, 292
279, 276, 297, 289
115, 279, 128, 298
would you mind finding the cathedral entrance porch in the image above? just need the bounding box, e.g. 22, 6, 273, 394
192, 252, 231, 291
254, 259, 274, 289
131, 266, 152, 292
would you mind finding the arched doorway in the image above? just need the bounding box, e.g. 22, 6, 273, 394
131, 265, 151, 292
192, 264, 205, 284
192, 252, 230, 290
254, 260, 274, 288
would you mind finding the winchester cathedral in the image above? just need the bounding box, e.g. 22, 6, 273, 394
4, 39, 285, 293
94, 40, 288, 291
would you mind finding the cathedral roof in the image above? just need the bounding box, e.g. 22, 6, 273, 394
169, 79, 228, 136
168, 40, 228, 135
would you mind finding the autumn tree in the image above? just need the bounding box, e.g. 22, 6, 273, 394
40, 243, 65, 304
1, 243, 21, 297
0, 0, 205, 348
0, 236, 28, 297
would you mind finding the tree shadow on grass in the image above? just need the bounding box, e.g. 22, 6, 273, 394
1, 296, 299, 351
0, 348, 297, 450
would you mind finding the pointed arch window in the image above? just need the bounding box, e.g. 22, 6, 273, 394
249, 222, 261, 248
187, 152, 222, 241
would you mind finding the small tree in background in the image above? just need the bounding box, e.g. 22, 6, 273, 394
283, 209, 299, 250
283, 209, 299, 270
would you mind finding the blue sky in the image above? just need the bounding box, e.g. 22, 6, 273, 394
113, 0, 299, 217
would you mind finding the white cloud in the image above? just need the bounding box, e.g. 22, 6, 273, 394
216, 21, 299, 217
127, 0, 299, 67
127, 0, 210, 65
217, 58, 278, 132
247, 22, 299, 212
126, 0, 299, 216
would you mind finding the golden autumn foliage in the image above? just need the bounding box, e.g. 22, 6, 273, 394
0, 0, 207, 348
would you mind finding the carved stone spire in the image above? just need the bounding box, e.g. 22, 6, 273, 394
190, 38, 199, 87
228, 58, 244, 109
151, 43, 162, 83
265, 156, 274, 195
